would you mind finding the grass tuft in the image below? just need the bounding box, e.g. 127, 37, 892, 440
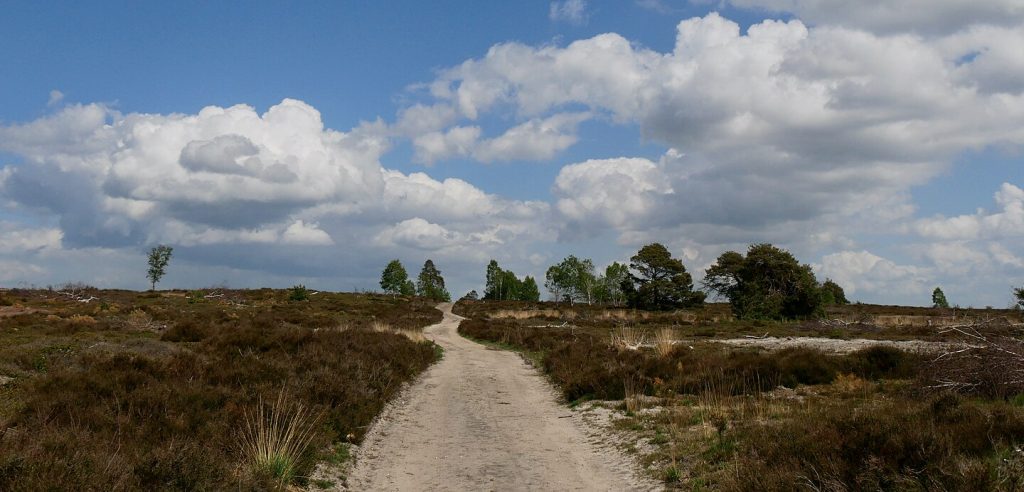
241, 389, 323, 485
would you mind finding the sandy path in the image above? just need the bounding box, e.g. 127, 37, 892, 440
346, 304, 654, 491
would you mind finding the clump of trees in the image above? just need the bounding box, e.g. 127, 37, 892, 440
820, 278, 848, 306
543, 257, 632, 305
622, 243, 704, 310
146, 245, 173, 291
484, 260, 539, 301
704, 243, 822, 320
416, 259, 451, 302
380, 259, 416, 296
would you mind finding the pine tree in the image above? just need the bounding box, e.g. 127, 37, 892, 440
417, 259, 451, 302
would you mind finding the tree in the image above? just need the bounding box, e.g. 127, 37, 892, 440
461, 290, 480, 301
417, 259, 451, 302
704, 243, 821, 320
380, 259, 412, 296
520, 276, 541, 302
545, 255, 597, 304
933, 287, 950, 309
601, 262, 631, 306
483, 260, 525, 300
146, 245, 173, 291
820, 279, 849, 306
627, 243, 704, 311
1015, 287, 1024, 310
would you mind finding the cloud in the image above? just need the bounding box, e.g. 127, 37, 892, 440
411, 113, 589, 164
725, 0, 1024, 35
549, 0, 588, 24
415, 12, 1023, 245
914, 183, 1024, 240
815, 250, 931, 299
47, 90, 64, 107
0, 99, 548, 291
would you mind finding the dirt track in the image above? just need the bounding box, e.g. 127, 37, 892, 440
346, 304, 654, 491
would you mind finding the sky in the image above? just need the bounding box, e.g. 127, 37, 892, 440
1, 0, 1022, 307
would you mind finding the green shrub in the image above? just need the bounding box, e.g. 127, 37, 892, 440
289, 285, 309, 302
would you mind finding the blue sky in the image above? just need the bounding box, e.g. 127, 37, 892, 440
1, 0, 1022, 306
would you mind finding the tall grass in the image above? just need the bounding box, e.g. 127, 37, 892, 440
240, 389, 323, 485
611, 325, 648, 350
654, 327, 675, 357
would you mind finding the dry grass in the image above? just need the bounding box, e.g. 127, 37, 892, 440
610, 325, 648, 350
624, 375, 643, 413
654, 328, 675, 357
241, 390, 323, 485
371, 321, 392, 333
397, 329, 427, 343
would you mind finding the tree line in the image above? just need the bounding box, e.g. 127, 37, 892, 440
490, 242, 853, 321
379, 259, 450, 302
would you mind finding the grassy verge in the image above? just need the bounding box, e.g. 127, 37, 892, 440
0, 288, 441, 490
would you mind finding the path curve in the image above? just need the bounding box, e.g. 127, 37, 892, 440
346, 303, 654, 491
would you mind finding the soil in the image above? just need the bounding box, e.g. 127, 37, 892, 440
342, 304, 658, 491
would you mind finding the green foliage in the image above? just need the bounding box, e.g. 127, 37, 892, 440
519, 276, 541, 302
289, 285, 309, 302
379, 260, 412, 296
820, 278, 848, 306
1013, 287, 1023, 310
704, 243, 821, 320
599, 262, 630, 306
933, 287, 950, 308
416, 259, 451, 302
146, 245, 173, 291
484, 260, 539, 301
461, 290, 479, 301
625, 243, 704, 311
545, 255, 598, 304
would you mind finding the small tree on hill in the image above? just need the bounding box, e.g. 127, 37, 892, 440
417, 259, 451, 302
933, 287, 950, 308
1015, 287, 1024, 310
380, 259, 412, 296
146, 245, 173, 291
626, 243, 704, 311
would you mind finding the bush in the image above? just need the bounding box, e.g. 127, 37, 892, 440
289, 285, 309, 302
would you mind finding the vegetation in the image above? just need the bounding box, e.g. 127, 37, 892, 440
819, 278, 848, 305
289, 284, 310, 301
0, 289, 441, 489
146, 245, 173, 291
704, 243, 821, 320
1016, 286, 1024, 309
933, 286, 950, 308
545, 255, 598, 304
380, 259, 415, 296
454, 300, 1024, 489
416, 259, 451, 302
483, 260, 539, 301
624, 243, 704, 310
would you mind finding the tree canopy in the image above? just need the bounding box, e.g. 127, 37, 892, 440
146, 245, 173, 291
704, 243, 821, 319
625, 243, 704, 311
933, 287, 950, 309
820, 278, 849, 306
545, 255, 597, 304
417, 259, 451, 302
1014, 287, 1024, 310
380, 259, 415, 296
483, 260, 538, 301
